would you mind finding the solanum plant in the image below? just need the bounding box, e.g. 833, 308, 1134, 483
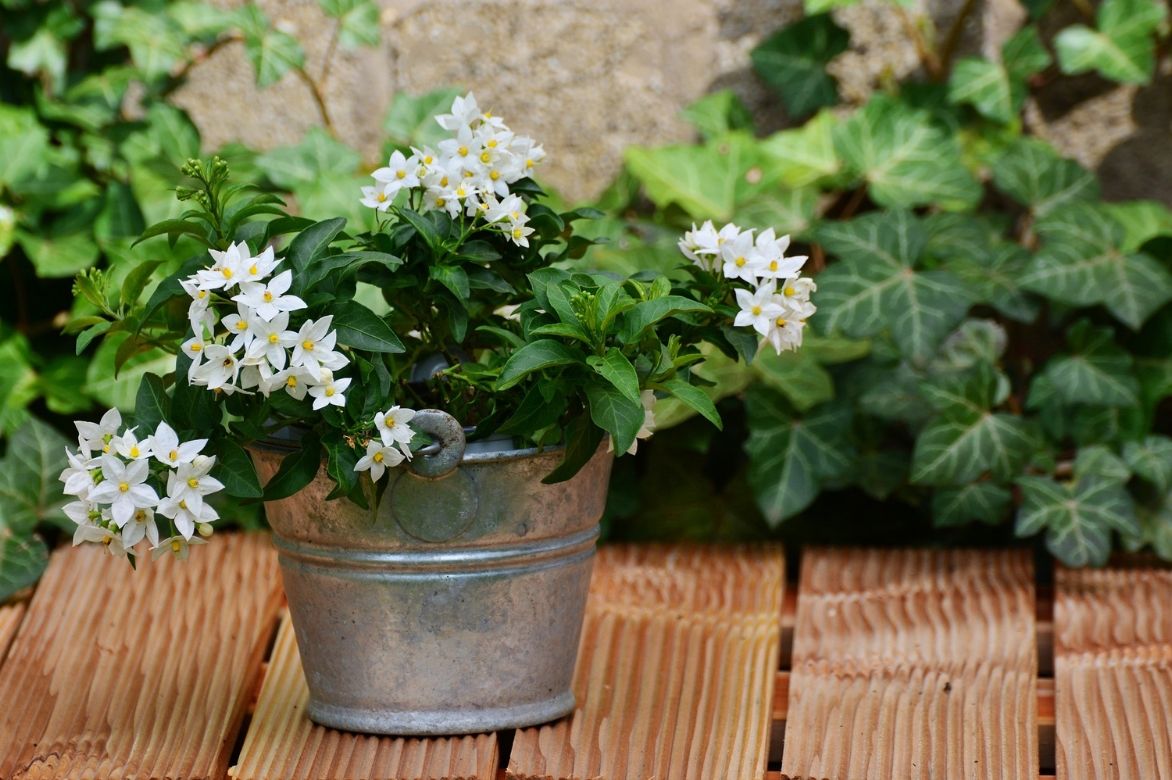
64, 94, 816, 563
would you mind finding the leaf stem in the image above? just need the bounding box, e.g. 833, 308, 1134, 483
896, 7, 943, 80
938, 0, 979, 74
294, 66, 336, 136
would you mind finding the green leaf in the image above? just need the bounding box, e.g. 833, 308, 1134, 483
16, 230, 99, 278
814, 211, 973, 362
661, 379, 722, 429
169, 353, 219, 432
991, 139, 1099, 218
287, 217, 347, 276
213, 439, 263, 499
833, 96, 981, 210
497, 340, 583, 390
911, 404, 1034, 486
0, 417, 72, 533
134, 373, 169, 433
541, 413, 603, 485
382, 88, 463, 149
1074, 445, 1131, 483
680, 90, 754, 140
1022, 204, 1172, 329
0, 535, 48, 602
1037, 322, 1139, 407
429, 264, 470, 300
732, 187, 819, 237
0, 332, 38, 436
239, 5, 306, 87
760, 110, 842, 188
588, 348, 640, 402
745, 388, 854, 526
1105, 200, 1172, 252
93, 3, 187, 81
950, 244, 1039, 323
1015, 475, 1139, 566
257, 128, 360, 189
318, 0, 380, 47
0, 106, 49, 187
750, 14, 849, 117
585, 383, 645, 455
85, 336, 175, 412
933, 483, 1012, 527
624, 133, 777, 221
330, 300, 405, 353
947, 27, 1050, 123
262, 436, 322, 501
1123, 436, 1172, 493
618, 295, 711, 342
752, 349, 834, 412
1054, 0, 1168, 84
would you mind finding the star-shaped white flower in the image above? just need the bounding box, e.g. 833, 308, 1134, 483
232, 269, 306, 322
354, 439, 406, 482
87, 455, 160, 527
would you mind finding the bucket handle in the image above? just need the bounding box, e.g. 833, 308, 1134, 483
406, 409, 465, 479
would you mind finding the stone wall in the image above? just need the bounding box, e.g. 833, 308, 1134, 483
173, 0, 1172, 205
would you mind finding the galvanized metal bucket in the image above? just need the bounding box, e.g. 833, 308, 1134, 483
250, 410, 612, 736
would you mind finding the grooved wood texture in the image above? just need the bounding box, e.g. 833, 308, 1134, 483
0, 533, 282, 780
230, 615, 499, 780
0, 601, 25, 663
1054, 566, 1172, 779
506, 544, 785, 780
781, 548, 1038, 780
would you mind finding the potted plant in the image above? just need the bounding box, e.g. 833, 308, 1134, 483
60, 94, 816, 735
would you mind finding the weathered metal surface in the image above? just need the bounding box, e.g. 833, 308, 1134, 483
251, 413, 612, 736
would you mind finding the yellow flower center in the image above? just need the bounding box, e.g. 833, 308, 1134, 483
439, 176, 449, 187
480, 151, 491, 163
784, 286, 796, 297
457, 145, 468, 157
512, 228, 524, 239
325, 387, 335, 397
377, 191, 387, 202
735, 257, 746, 268
235, 320, 247, 330
118, 482, 129, 493
490, 170, 500, 181
187, 478, 199, 489
135, 510, 147, 523
169, 449, 179, 461
456, 186, 467, 198
423, 155, 434, 164
263, 291, 274, 302
776, 317, 787, 327
171, 539, 182, 553
526, 159, 534, 169
769, 260, 779, 272
268, 333, 279, 344
373, 451, 384, 463
179, 499, 187, 510
102, 443, 111, 453
487, 138, 497, 148
190, 343, 203, 352
197, 290, 207, 300
129, 445, 140, 458
286, 376, 298, 388
386, 416, 395, 427
103, 536, 112, 546
249, 264, 258, 275
435, 198, 446, 207
221, 267, 233, 279
751, 305, 762, 316
395, 169, 406, 179
302, 340, 315, 351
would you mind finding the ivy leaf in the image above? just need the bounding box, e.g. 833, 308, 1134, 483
1022, 204, 1172, 329
948, 27, 1050, 123
0, 106, 49, 187
750, 14, 849, 118
239, 5, 307, 88
1074, 445, 1131, 483
1106, 200, 1172, 251
1037, 321, 1139, 407
1054, 0, 1168, 84
680, 90, 754, 140
497, 340, 583, 390
1123, 436, 1172, 493
933, 483, 1012, 527
752, 349, 834, 411
991, 139, 1100, 218
833, 96, 981, 210
745, 388, 854, 526
382, 88, 463, 150
814, 211, 973, 363
1015, 475, 1139, 566
0, 417, 72, 533
257, 128, 360, 190
330, 300, 406, 354
624, 133, 777, 221
951, 244, 1040, 323
733, 187, 820, 237
585, 383, 645, 455
760, 110, 842, 188
0, 535, 48, 603
318, 0, 380, 48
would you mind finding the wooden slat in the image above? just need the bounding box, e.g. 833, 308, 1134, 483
0, 600, 27, 666
507, 544, 785, 780
781, 548, 1038, 780
0, 533, 282, 780
1054, 566, 1172, 779
231, 614, 498, 780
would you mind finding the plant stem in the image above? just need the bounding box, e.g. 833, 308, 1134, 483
938, 0, 979, 74
295, 66, 336, 136
319, 19, 341, 87
896, 7, 943, 80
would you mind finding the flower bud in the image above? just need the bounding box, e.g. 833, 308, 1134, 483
197, 523, 214, 538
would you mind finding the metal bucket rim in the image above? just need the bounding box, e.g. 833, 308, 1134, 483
249, 433, 566, 466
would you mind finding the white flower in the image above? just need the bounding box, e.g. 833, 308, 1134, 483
263, 365, 317, 400
64, 499, 95, 526
151, 535, 207, 561
182, 334, 208, 369
720, 230, 761, 284
243, 310, 298, 371
232, 269, 306, 322
60, 450, 99, 498
289, 315, 347, 380
765, 315, 807, 354
753, 229, 808, 281
506, 219, 534, 247
149, 422, 207, 467
435, 92, 482, 131
484, 194, 524, 224
180, 277, 212, 320
221, 302, 259, 351
73, 523, 127, 556
353, 439, 405, 481
121, 506, 160, 548
679, 220, 721, 267
87, 455, 160, 527
75, 407, 122, 454
113, 427, 153, 461
158, 486, 220, 540
734, 284, 786, 337
375, 406, 417, 448
780, 275, 817, 304
196, 241, 250, 291
164, 455, 223, 521
371, 150, 421, 198
307, 375, 351, 410
237, 245, 281, 284
361, 184, 396, 211
190, 344, 241, 390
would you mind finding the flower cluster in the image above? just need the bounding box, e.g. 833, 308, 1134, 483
180, 241, 352, 408
361, 93, 545, 248
60, 408, 224, 561
679, 222, 816, 354
353, 406, 418, 481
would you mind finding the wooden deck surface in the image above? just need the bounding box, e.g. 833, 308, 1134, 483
0, 536, 1167, 780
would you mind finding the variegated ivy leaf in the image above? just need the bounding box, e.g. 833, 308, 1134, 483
750, 14, 849, 118
832, 96, 982, 210
1055, 0, 1168, 84
1106, 200, 1172, 251
814, 211, 974, 363
1015, 475, 1139, 567
1036, 321, 1140, 407
1074, 445, 1131, 483
953, 244, 1040, 324
948, 27, 1051, 123
933, 482, 1012, 527
911, 364, 1034, 486
1123, 435, 1172, 493
1022, 203, 1172, 329
928, 319, 1008, 375
991, 139, 1099, 218
745, 387, 854, 526
760, 110, 843, 188
238, 5, 306, 88
0, 535, 48, 603
1132, 494, 1172, 560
